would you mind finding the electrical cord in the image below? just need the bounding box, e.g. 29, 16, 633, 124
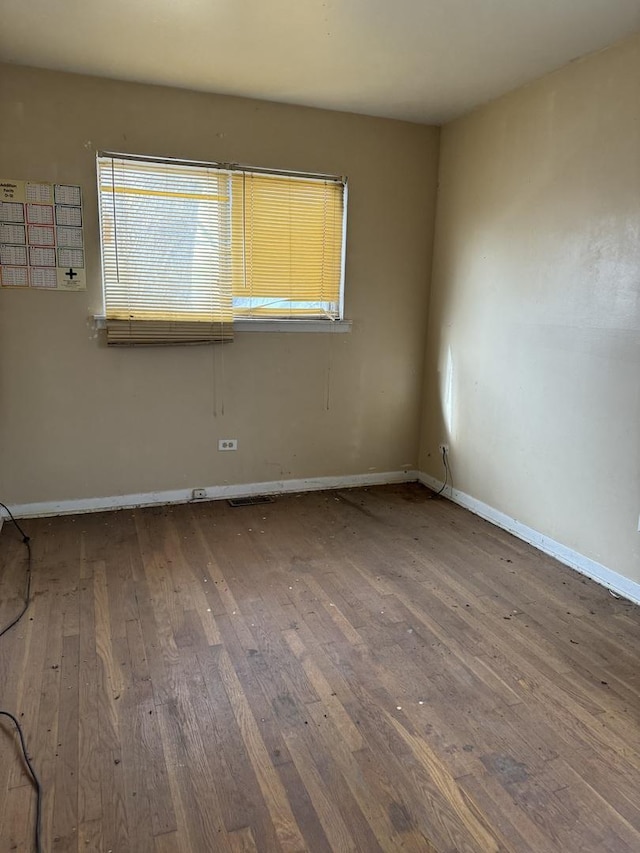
0, 502, 43, 853
429, 446, 449, 498
0, 503, 32, 640
443, 451, 453, 495
0, 502, 30, 543
0, 710, 42, 852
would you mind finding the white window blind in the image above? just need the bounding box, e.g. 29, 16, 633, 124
97, 154, 347, 346
230, 171, 345, 320
98, 156, 234, 345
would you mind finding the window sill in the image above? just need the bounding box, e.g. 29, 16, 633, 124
93, 316, 352, 334
234, 319, 352, 333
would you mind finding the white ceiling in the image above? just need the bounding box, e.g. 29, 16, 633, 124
1, 0, 639, 123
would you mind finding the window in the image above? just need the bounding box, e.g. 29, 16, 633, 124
97, 153, 347, 345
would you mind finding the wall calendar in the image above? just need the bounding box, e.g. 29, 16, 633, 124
0, 179, 86, 291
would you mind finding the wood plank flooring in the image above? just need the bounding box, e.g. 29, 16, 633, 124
1, 483, 639, 852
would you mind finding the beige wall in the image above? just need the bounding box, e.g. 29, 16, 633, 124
0, 64, 439, 504
420, 34, 640, 583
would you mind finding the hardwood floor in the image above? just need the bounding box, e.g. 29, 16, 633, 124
1, 483, 639, 852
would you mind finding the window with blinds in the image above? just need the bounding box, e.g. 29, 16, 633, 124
97, 154, 347, 346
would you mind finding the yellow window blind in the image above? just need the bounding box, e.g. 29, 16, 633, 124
98, 155, 234, 345
230, 171, 345, 319
97, 154, 347, 344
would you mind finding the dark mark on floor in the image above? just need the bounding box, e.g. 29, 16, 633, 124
481, 754, 529, 784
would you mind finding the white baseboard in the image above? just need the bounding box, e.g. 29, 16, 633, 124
7, 468, 638, 607
6, 470, 418, 520
419, 472, 640, 607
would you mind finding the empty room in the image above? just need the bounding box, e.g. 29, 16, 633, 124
1, 1, 639, 851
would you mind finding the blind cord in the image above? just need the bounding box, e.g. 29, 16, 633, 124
325, 324, 334, 411
0, 502, 43, 853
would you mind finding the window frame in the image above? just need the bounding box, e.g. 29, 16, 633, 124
96, 151, 349, 332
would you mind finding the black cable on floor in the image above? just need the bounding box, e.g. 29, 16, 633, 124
0, 502, 42, 852
0, 501, 30, 543
0, 710, 42, 852
0, 501, 32, 640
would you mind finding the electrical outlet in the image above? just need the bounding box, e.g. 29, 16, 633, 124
218, 439, 238, 451
192, 488, 207, 500
438, 443, 449, 454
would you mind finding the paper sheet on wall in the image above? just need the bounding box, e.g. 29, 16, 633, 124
0, 178, 86, 290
